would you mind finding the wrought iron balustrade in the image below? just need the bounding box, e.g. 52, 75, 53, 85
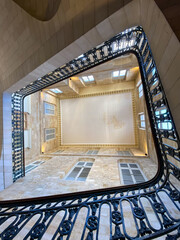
0, 26, 179, 239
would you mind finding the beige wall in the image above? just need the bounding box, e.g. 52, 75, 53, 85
135, 74, 148, 155
0, 0, 179, 136
0, 155, 157, 200
24, 91, 60, 164
41, 92, 59, 153
135, 73, 158, 163
24, 92, 41, 165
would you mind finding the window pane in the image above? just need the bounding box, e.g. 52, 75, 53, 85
122, 169, 134, 185
141, 122, 145, 128
113, 71, 119, 77
82, 76, 88, 82
77, 168, 91, 181
132, 169, 145, 183
66, 167, 81, 180
44, 102, 55, 115
65, 162, 93, 181
140, 114, 144, 120
139, 91, 143, 97
77, 162, 85, 166
92, 150, 98, 155
120, 70, 126, 76
120, 163, 128, 168
87, 150, 93, 154
129, 164, 138, 168
86, 162, 93, 167
118, 151, 132, 156
88, 75, 94, 81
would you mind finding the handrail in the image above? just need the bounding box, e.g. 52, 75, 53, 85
1, 26, 179, 239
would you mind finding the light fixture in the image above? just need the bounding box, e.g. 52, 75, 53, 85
50, 88, 63, 94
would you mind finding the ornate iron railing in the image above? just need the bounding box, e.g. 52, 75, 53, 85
0, 26, 179, 239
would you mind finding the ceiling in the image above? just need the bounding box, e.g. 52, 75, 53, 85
155, 0, 180, 41
44, 53, 139, 98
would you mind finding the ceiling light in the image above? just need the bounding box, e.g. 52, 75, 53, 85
50, 88, 63, 94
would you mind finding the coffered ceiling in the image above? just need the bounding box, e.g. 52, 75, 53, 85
44, 53, 139, 98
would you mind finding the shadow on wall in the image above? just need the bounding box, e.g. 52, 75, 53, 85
13, 0, 61, 21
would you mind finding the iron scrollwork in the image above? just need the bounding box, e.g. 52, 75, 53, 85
0, 26, 179, 239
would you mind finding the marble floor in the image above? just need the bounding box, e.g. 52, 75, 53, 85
0, 150, 158, 201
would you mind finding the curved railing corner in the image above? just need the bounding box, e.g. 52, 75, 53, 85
0, 26, 179, 239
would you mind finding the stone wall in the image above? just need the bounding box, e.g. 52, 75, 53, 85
24, 92, 41, 165
40, 91, 59, 153
24, 91, 59, 164
0, 0, 179, 190
0, 155, 157, 200
135, 73, 158, 163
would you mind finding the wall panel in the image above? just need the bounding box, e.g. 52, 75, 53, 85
60, 92, 135, 145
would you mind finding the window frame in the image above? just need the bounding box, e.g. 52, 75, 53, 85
112, 70, 126, 78
65, 161, 93, 181
24, 129, 32, 149
24, 95, 31, 114
138, 112, 146, 130
137, 82, 143, 98
119, 162, 147, 185
44, 102, 55, 115
44, 128, 56, 141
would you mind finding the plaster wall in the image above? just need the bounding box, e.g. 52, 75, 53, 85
60, 92, 135, 145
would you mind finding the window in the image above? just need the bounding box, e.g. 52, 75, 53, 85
112, 70, 126, 78
45, 128, 56, 141
119, 163, 147, 185
138, 83, 143, 98
117, 151, 132, 156
44, 102, 55, 115
86, 150, 99, 155
24, 95, 31, 114
139, 113, 145, 129
24, 129, 31, 148
155, 108, 172, 130
24, 112, 28, 130
82, 75, 94, 82
25, 160, 44, 174
50, 88, 63, 94
65, 161, 93, 181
